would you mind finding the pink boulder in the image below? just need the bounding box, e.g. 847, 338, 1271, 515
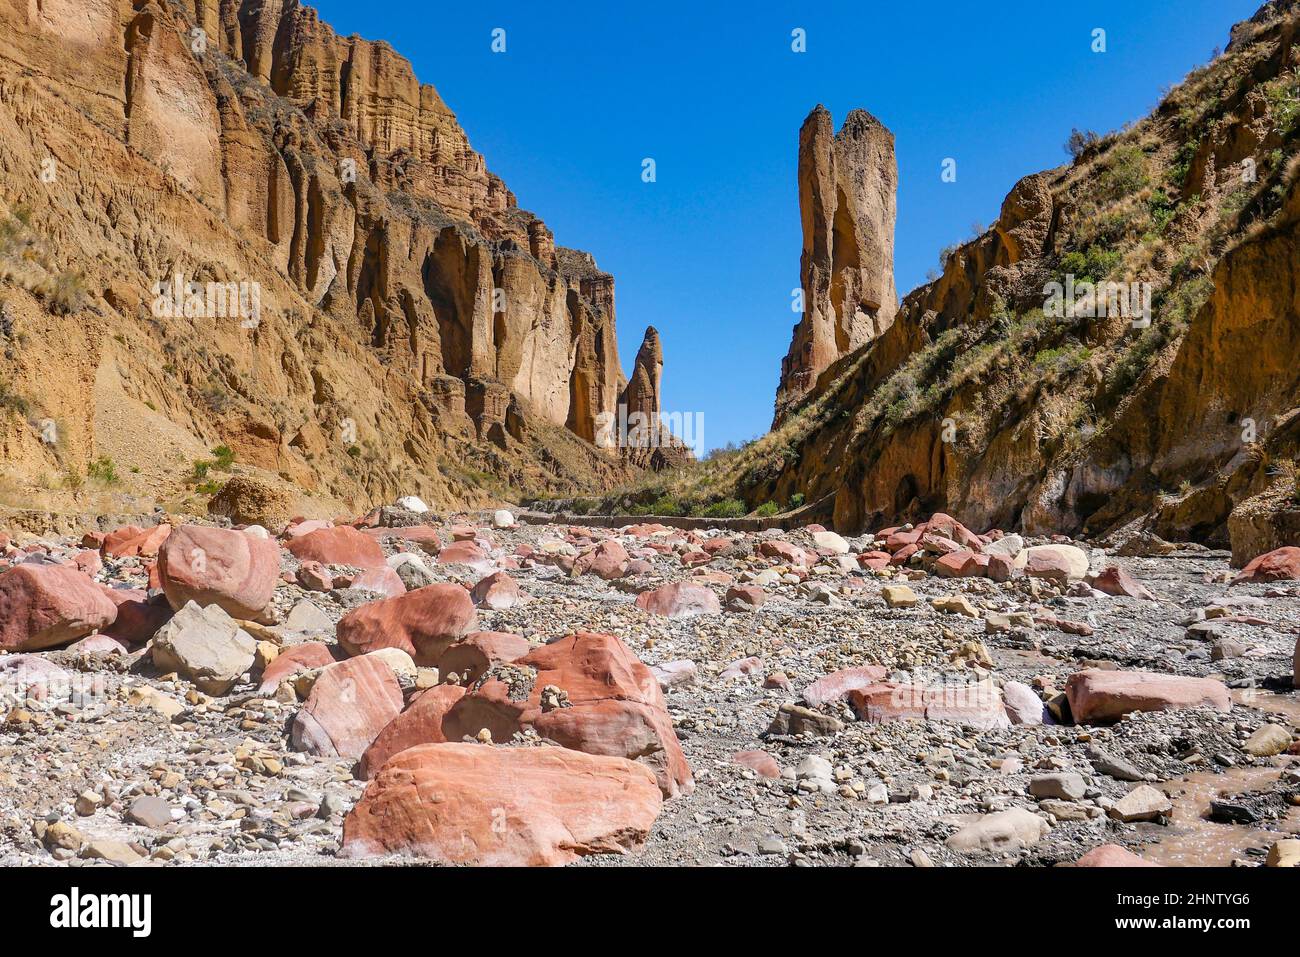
1073, 844, 1160, 867
436, 540, 489, 566
1092, 565, 1155, 600
286, 526, 386, 569
732, 750, 782, 779
443, 631, 693, 797
725, 584, 767, 610
102, 589, 172, 646
290, 656, 404, 758
341, 743, 662, 866
803, 665, 891, 709
439, 631, 532, 684
257, 642, 336, 694
635, 581, 721, 618
573, 540, 630, 580
356, 685, 467, 779
0, 564, 118, 651
470, 571, 524, 610
848, 681, 1010, 730
1233, 546, 1300, 584
1065, 670, 1231, 724
336, 584, 476, 666
157, 526, 279, 619
102, 524, 172, 559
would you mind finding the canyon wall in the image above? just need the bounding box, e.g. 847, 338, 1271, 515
0, 0, 661, 511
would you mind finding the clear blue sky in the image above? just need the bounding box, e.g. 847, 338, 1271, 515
310, 0, 1260, 451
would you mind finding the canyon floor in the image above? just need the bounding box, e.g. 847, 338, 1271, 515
0, 510, 1297, 868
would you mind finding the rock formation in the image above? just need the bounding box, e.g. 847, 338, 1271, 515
774, 106, 898, 424
615, 327, 693, 470
0, 0, 672, 513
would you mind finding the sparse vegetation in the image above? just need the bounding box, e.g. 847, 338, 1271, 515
0, 379, 32, 418
1065, 127, 1100, 159
42, 270, 87, 315
86, 456, 119, 485
698, 498, 746, 519
210, 444, 236, 470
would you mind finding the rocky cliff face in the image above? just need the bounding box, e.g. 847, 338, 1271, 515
774, 106, 897, 425
0, 0, 663, 514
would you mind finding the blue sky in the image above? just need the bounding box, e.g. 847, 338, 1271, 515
310, 0, 1260, 451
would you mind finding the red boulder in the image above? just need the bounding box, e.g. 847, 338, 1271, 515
290, 656, 404, 758
286, 526, 386, 569
157, 526, 279, 619
341, 743, 662, 866
336, 583, 476, 666
0, 563, 118, 651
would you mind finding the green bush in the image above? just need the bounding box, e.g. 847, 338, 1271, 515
789, 492, 806, 509
86, 456, 119, 484
210, 444, 236, 470
753, 501, 779, 517
1058, 244, 1122, 283
1097, 145, 1149, 201
698, 498, 746, 518
47, 271, 87, 315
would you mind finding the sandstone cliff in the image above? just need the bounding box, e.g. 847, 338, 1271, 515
0, 0, 667, 516
774, 106, 897, 425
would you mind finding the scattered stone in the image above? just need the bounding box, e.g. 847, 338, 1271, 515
766, 702, 844, 737
946, 808, 1049, 853
931, 595, 978, 617
1107, 785, 1173, 823
882, 584, 919, 608
150, 601, 257, 695
127, 795, 173, 829
1243, 724, 1291, 757
650, 659, 698, 691
1029, 772, 1087, 801
1266, 839, 1300, 867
